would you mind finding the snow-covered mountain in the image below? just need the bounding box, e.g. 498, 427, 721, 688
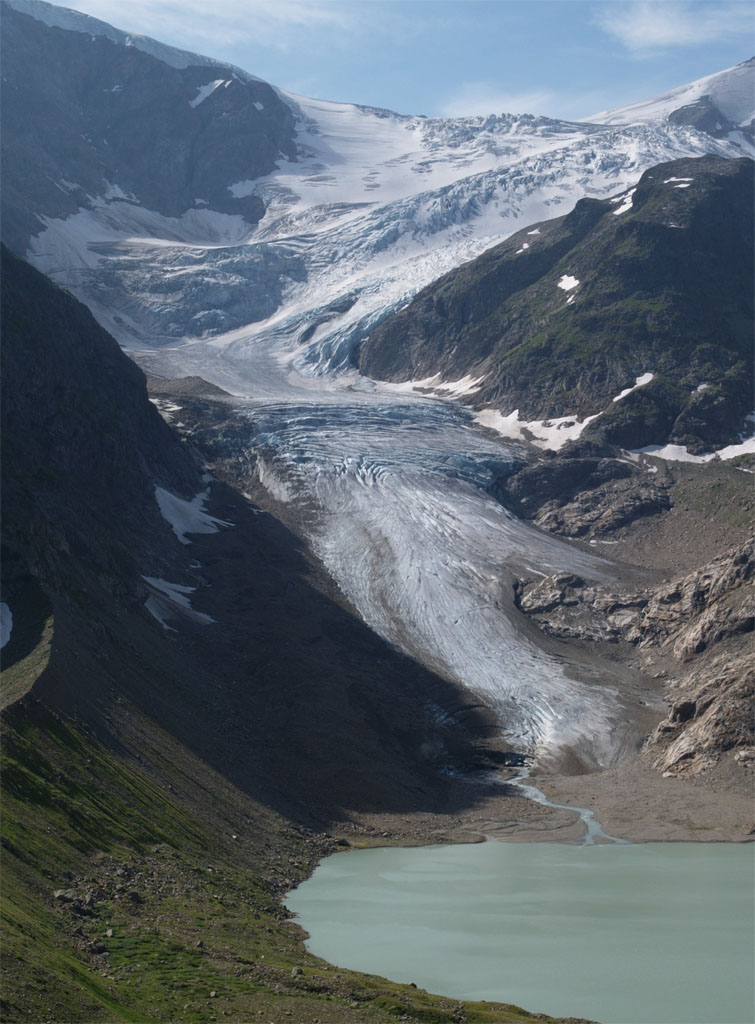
590, 58, 754, 144
4, 1, 754, 766
3, 0, 753, 392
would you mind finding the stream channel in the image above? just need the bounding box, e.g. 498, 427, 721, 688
286, 778, 755, 1024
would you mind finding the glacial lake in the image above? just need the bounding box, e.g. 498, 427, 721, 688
286, 840, 755, 1024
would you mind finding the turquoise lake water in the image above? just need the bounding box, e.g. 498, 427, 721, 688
285, 840, 755, 1023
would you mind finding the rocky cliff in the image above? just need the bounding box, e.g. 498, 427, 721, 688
516, 539, 754, 777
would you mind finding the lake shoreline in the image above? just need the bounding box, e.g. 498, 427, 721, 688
329, 747, 754, 851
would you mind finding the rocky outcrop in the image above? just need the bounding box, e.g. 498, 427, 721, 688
650, 650, 754, 775
360, 156, 754, 454
516, 539, 755, 775
492, 443, 671, 539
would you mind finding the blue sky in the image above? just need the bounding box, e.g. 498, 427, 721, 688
56, 1, 753, 118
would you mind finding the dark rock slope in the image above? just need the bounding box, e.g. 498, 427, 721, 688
0, 245, 197, 607
360, 155, 754, 453
0, 1, 297, 250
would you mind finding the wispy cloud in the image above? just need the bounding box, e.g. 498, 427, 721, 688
68, 0, 358, 51
440, 82, 555, 118
595, 1, 754, 55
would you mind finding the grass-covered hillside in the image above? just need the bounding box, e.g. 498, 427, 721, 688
360, 156, 753, 453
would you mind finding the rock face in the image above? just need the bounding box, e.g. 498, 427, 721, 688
0, 244, 198, 606
491, 440, 671, 538
0, 1, 297, 251
516, 539, 755, 776
360, 156, 754, 453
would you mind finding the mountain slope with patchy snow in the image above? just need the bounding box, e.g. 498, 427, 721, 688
359, 156, 754, 454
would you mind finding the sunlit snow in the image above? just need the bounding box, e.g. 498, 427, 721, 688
613, 372, 654, 402
611, 188, 636, 215
589, 60, 755, 137
189, 80, 226, 108
474, 408, 601, 451
557, 275, 579, 291
380, 374, 484, 398
633, 436, 755, 463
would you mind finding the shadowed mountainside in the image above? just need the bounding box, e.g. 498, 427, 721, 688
2, 247, 585, 1022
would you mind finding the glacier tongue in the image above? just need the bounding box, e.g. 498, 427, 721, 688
245, 397, 624, 766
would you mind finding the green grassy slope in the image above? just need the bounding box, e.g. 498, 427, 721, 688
1, 689, 586, 1024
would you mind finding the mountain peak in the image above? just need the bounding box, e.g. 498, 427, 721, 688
588, 59, 755, 135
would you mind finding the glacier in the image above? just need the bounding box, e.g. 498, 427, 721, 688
14, 12, 754, 766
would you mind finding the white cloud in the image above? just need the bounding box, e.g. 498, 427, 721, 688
440, 82, 555, 118
595, 1, 754, 55
67, 0, 358, 51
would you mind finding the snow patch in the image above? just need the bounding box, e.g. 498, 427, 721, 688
664, 176, 694, 184
475, 408, 600, 450
557, 275, 579, 291
613, 372, 654, 402
526, 228, 541, 235
190, 80, 226, 107
612, 188, 636, 215
253, 101, 264, 111
380, 374, 484, 399
0, 604, 13, 649
154, 485, 230, 544
142, 576, 214, 628
475, 374, 656, 452
632, 436, 755, 463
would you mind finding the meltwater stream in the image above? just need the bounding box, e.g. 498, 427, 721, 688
507, 767, 631, 846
